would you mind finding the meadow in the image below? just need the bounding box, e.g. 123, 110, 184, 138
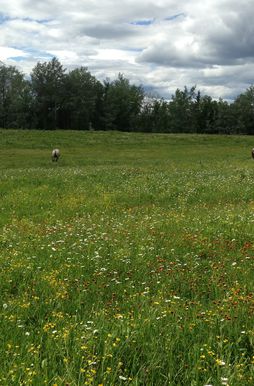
0, 129, 254, 385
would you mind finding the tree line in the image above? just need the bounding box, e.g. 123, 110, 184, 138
1, 57, 254, 134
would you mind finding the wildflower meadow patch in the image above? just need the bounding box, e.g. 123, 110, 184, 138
0, 130, 254, 385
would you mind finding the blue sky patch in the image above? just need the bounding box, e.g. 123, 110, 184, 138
0, 14, 51, 25
164, 13, 185, 21
0, 14, 10, 24
24, 47, 53, 57
21, 17, 52, 24
8, 47, 54, 62
130, 19, 155, 26
8, 56, 26, 61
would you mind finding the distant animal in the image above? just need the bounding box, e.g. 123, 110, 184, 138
252, 148, 254, 159
52, 148, 60, 162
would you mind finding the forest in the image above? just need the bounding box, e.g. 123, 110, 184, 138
1, 57, 254, 134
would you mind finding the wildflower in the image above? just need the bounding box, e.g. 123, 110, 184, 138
115, 313, 123, 319
119, 375, 127, 381
2, 304, 7, 309
215, 359, 225, 366
88, 361, 97, 366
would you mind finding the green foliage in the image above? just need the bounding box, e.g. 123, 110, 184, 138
103, 73, 144, 131
0, 64, 32, 129
31, 57, 66, 130
63, 67, 103, 130
1, 58, 254, 133
169, 86, 197, 132
234, 86, 254, 134
1, 131, 254, 384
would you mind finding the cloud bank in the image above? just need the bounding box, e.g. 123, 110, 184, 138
1, 0, 254, 100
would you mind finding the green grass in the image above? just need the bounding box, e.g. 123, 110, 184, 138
0, 129, 254, 385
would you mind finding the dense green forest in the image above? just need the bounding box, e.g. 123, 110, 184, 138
1, 57, 254, 133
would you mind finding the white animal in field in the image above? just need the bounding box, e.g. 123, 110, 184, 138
52, 148, 60, 162
252, 148, 254, 159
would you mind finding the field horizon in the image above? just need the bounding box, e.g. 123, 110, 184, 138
0, 130, 254, 385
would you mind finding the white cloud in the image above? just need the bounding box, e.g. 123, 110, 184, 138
92, 49, 137, 65
0, 46, 28, 60
0, 0, 254, 100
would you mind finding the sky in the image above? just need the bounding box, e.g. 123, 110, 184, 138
0, 0, 254, 101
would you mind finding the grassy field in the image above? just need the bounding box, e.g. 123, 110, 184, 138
0, 129, 254, 385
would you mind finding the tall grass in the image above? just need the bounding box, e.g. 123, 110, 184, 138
0, 130, 254, 385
